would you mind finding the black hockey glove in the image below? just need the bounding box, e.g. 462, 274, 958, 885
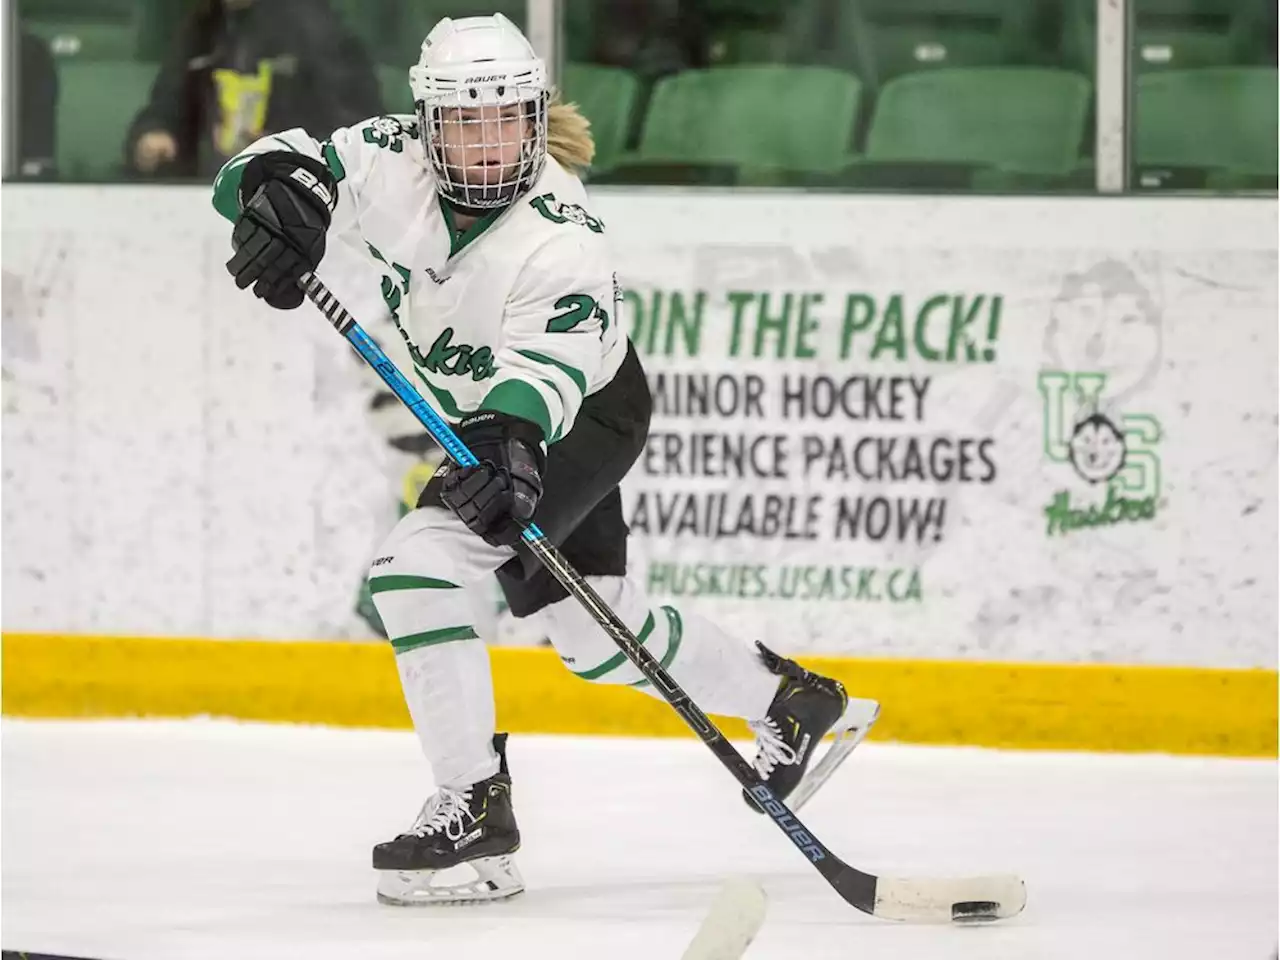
438, 411, 546, 547
225, 151, 336, 310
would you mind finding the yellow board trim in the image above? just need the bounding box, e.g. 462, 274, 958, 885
1, 633, 1275, 757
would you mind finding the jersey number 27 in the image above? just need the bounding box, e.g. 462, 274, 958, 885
548, 294, 610, 336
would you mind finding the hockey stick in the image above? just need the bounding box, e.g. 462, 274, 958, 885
299, 273, 1026, 924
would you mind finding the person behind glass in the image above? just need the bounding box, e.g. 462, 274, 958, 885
126, 0, 382, 179
586, 0, 710, 80
18, 30, 59, 179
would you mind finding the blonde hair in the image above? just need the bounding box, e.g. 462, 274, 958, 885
546, 94, 595, 175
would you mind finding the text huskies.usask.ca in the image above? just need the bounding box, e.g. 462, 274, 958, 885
646, 562, 922, 602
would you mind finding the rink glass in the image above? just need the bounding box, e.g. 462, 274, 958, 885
4, 1, 1274, 193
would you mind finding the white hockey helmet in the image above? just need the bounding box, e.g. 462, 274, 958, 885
409, 14, 549, 211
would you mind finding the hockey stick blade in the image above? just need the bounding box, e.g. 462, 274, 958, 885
873, 874, 1028, 924
298, 274, 1027, 924
681, 877, 768, 960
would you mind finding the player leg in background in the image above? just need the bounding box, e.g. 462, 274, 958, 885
496, 345, 880, 810
503, 490, 880, 812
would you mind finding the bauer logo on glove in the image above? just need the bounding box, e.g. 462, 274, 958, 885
225, 151, 337, 310
434, 410, 546, 547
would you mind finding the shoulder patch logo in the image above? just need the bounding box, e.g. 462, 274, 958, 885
362, 116, 420, 154
529, 192, 604, 233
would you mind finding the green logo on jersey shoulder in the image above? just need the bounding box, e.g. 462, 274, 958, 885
530, 192, 604, 233
362, 116, 419, 154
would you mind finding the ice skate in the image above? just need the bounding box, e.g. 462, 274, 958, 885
744, 643, 880, 812
374, 733, 523, 905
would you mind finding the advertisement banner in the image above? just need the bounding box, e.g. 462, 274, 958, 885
596, 193, 1277, 665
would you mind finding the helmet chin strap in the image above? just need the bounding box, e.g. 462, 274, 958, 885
440, 195, 497, 220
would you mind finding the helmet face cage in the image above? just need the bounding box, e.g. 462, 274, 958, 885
418, 87, 548, 211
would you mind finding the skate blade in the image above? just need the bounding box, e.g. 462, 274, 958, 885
376, 854, 525, 906
787, 697, 880, 812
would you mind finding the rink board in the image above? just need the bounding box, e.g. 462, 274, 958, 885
4, 188, 1278, 670
2, 633, 1274, 757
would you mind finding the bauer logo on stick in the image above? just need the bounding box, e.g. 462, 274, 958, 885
747, 785, 825, 862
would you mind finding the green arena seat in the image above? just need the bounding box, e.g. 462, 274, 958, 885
21, 0, 140, 58
1134, 67, 1278, 187
558, 63, 640, 173
860, 67, 1091, 180
850, 0, 1040, 81
24, 18, 137, 60
634, 66, 862, 176
1062, 0, 1274, 72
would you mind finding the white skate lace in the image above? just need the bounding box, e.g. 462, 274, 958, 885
748, 717, 798, 780
407, 787, 475, 841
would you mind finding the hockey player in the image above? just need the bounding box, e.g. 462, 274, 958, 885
212, 13, 879, 905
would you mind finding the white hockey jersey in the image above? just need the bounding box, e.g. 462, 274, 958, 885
212, 114, 627, 444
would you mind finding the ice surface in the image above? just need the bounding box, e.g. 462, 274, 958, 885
2, 719, 1275, 959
